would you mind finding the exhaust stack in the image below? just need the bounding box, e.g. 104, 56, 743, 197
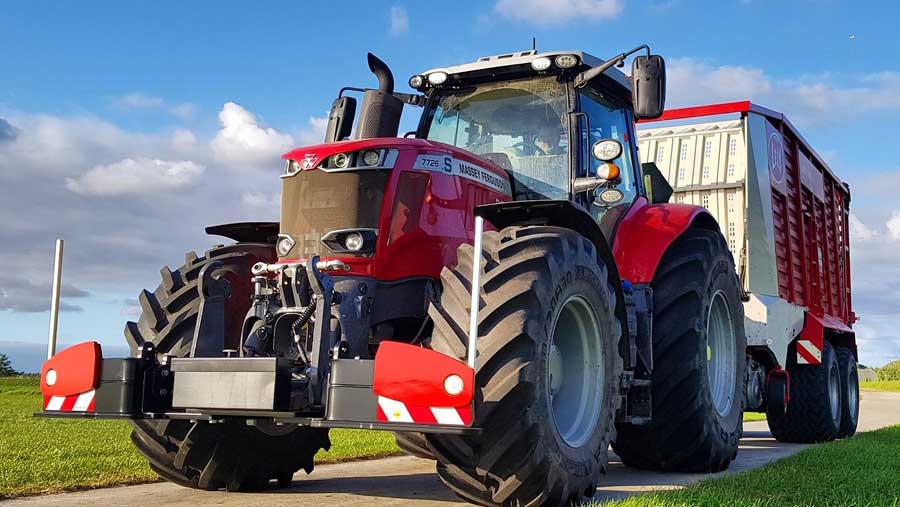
355, 53, 403, 140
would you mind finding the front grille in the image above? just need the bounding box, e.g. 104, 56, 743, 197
280, 169, 389, 258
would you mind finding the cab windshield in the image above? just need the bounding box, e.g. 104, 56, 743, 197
424, 76, 570, 200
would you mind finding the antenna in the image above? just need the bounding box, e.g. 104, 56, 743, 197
532, 37, 536, 51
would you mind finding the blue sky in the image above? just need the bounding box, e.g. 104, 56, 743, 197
2, 0, 900, 371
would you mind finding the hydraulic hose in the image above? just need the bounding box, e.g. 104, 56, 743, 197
291, 299, 317, 365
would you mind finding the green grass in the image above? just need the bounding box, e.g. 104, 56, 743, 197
0, 377, 399, 499
861, 380, 900, 392
742, 412, 767, 422
585, 425, 900, 507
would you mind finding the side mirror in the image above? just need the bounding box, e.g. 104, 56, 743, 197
324, 96, 357, 143
632, 55, 666, 119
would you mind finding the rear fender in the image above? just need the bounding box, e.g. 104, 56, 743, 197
205, 222, 279, 244
613, 198, 719, 284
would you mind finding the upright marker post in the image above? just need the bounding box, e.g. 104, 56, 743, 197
467, 216, 484, 369
47, 239, 64, 359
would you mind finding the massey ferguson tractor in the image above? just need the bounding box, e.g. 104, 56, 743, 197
38, 45, 858, 507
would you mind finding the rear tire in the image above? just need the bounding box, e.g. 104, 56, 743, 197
425, 226, 623, 507
125, 244, 331, 491
613, 228, 746, 473
836, 347, 859, 438
768, 342, 842, 443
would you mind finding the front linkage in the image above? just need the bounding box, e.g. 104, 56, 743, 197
38, 252, 478, 436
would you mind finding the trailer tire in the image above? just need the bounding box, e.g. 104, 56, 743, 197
836, 347, 859, 438
425, 226, 623, 507
125, 244, 331, 491
613, 228, 746, 473
767, 342, 842, 443
394, 432, 434, 460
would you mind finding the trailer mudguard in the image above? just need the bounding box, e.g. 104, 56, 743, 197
613, 197, 719, 284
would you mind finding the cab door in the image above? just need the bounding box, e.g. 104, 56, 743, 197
576, 84, 643, 240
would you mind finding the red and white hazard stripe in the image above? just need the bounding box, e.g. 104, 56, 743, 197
43, 389, 95, 412
376, 395, 472, 426
796, 339, 822, 365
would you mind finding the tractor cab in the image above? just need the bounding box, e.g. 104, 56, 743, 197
414, 50, 645, 212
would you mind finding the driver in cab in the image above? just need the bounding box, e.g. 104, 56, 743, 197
533, 128, 566, 156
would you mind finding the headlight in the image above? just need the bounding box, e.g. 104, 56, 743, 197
554, 54, 579, 69
409, 74, 425, 89
361, 149, 381, 167
592, 139, 623, 162
344, 232, 364, 252
428, 72, 448, 85
284, 159, 301, 175
331, 152, 350, 169
276, 234, 295, 257
531, 57, 552, 71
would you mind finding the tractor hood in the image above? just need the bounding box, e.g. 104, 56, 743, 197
277, 138, 512, 279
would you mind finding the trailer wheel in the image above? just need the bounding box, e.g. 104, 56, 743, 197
613, 228, 746, 473
767, 342, 842, 443
425, 226, 623, 507
836, 347, 859, 438
125, 244, 331, 491
394, 432, 434, 460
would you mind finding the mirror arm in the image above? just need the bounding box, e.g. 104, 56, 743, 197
575, 45, 650, 88
573, 177, 608, 193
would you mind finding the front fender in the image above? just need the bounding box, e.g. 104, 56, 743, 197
613, 198, 719, 284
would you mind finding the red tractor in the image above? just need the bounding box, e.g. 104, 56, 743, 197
40, 46, 801, 506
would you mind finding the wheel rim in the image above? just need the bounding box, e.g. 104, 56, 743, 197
547, 295, 604, 448
848, 367, 859, 422
706, 290, 737, 417
829, 363, 841, 423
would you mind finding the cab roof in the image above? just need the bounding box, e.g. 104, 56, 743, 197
418, 50, 632, 91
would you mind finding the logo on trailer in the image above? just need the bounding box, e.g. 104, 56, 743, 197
768, 132, 785, 185
301, 153, 318, 170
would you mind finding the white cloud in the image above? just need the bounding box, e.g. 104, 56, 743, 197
886, 212, 900, 241
389, 6, 409, 35
297, 114, 329, 146
169, 103, 198, 119
665, 59, 900, 127
845, 205, 900, 366
116, 93, 165, 109
65, 158, 205, 196
170, 129, 198, 153
113, 92, 198, 119
210, 102, 294, 168
494, 0, 623, 25
849, 212, 874, 242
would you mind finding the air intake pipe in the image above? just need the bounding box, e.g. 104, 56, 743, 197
355, 53, 403, 139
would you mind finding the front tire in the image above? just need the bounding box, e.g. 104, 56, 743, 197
425, 226, 623, 507
125, 244, 331, 491
613, 228, 746, 473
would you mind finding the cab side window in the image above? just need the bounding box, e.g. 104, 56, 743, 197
578, 87, 638, 206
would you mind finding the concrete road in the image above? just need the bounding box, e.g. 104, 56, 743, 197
9, 391, 900, 507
